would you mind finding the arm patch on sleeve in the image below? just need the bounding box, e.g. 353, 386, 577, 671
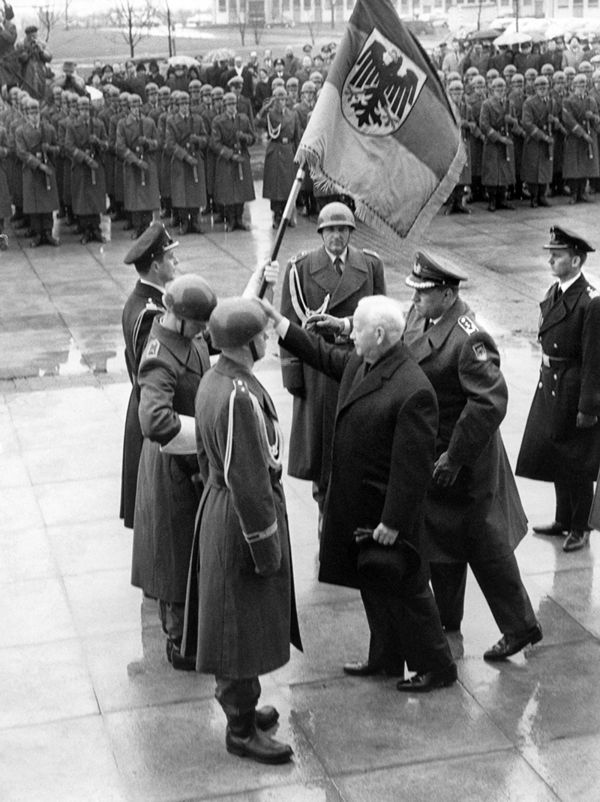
145, 338, 160, 358
472, 342, 488, 361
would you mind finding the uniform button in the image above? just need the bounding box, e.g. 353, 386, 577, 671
553, 374, 558, 381
538, 382, 543, 389
551, 391, 556, 396
553, 343, 558, 349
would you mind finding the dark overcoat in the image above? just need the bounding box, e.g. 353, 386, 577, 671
467, 95, 485, 177
119, 281, 164, 528
521, 94, 554, 184
259, 107, 300, 201
280, 245, 386, 486
132, 318, 209, 602
64, 116, 108, 216
561, 94, 600, 179
480, 96, 516, 186
0, 126, 12, 218
165, 112, 207, 209
15, 120, 59, 213
210, 111, 255, 205
517, 274, 600, 481
281, 324, 438, 590
116, 113, 160, 212
182, 356, 302, 676
403, 299, 527, 564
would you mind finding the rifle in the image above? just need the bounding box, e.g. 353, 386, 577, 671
502, 100, 511, 163
86, 117, 97, 186
546, 100, 554, 163
185, 117, 199, 184
584, 97, 594, 161
36, 127, 52, 192
136, 117, 146, 186
233, 117, 244, 181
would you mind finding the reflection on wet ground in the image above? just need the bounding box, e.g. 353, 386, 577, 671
1, 195, 599, 800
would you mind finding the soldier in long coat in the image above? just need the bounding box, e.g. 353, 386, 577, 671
64, 96, 108, 243
517, 226, 600, 553
120, 223, 177, 529
109, 92, 129, 222
210, 92, 255, 231
58, 92, 79, 226
294, 80, 318, 217
445, 79, 473, 214
480, 77, 516, 211
521, 76, 555, 207
7, 91, 26, 225
15, 97, 59, 247
507, 72, 527, 199
0, 3, 17, 89
561, 74, 600, 202
466, 75, 487, 202
165, 91, 208, 234
132, 274, 216, 666
550, 71, 569, 195
403, 252, 541, 661
256, 86, 301, 227
116, 93, 160, 238
0, 123, 11, 249
279, 202, 385, 524
156, 86, 172, 219
97, 86, 119, 215
182, 296, 302, 765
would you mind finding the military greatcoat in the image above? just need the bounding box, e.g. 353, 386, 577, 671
279, 245, 385, 487
64, 116, 108, 216
15, 120, 59, 213
182, 356, 302, 677
517, 274, 600, 481
480, 96, 516, 186
0, 126, 12, 218
259, 107, 301, 201
165, 112, 208, 209
403, 298, 527, 564
132, 318, 209, 603
521, 94, 555, 184
119, 281, 164, 528
116, 113, 160, 212
561, 94, 600, 180
210, 111, 256, 205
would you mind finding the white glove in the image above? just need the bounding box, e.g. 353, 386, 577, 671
160, 415, 196, 455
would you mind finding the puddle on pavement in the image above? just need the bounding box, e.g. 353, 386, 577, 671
33, 338, 126, 378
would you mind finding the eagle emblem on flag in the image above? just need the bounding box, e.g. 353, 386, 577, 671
342, 29, 427, 136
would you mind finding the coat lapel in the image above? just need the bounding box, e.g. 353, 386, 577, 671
539, 275, 586, 333
329, 246, 368, 310
308, 246, 340, 298
338, 342, 408, 414
403, 298, 468, 363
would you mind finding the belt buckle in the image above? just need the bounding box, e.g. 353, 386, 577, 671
542, 353, 550, 367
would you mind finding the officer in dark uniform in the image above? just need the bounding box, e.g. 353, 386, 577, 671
517, 226, 600, 552
279, 202, 386, 527
403, 252, 542, 661
120, 223, 179, 530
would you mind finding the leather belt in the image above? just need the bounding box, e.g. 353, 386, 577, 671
541, 353, 576, 368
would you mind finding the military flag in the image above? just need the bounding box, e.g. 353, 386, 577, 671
296, 0, 466, 243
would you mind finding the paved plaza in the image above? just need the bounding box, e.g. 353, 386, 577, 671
0, 192, 599, 801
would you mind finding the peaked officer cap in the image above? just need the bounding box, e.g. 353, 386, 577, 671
543, 226, 594, 253
124, 222, 178, 270
405, 251, 468, 290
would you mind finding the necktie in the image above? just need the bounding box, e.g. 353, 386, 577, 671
554, 283, 562, 303
424, 318, 432, 331
333, 257, 342, 277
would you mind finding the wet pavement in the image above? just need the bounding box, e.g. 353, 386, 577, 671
1, 189, 599, 801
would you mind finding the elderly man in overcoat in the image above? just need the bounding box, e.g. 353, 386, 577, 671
279, 202, 385, 527
268, 294, 456, 692
517, 226, 600, 553
119, 223, 178, 529
402, 252, 541, 661
210, 91, 255, 231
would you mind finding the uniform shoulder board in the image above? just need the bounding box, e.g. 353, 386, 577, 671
587, 286, 599, 299
291, 251, 307, 265
362, 248, 380, 259
145, 338, 160, 359
457, 315, 479, 336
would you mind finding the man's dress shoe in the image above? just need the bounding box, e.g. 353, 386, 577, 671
166, 639, 196, 671
563, 530, 590, 552
532, 521, 567, 536
343, 661, 404, 678
226, 727, 293, 764
483, 623, 543, 661
396, 663, 457, 693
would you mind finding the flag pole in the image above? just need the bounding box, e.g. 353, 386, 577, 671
258, 165, 306, 298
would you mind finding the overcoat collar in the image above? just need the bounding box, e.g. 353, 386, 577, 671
403, 297, 469, 363
214, 355, 277, 419
308, 245, 368, 310
150, 318, 205, 375
539, 273, 587, 333
338, 340, 411, 414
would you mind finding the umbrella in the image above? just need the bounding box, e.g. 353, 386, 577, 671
466, 28, 503, 42
86, 86, 103, 102
167, 55, 201, 67
204, 48, 235, 64
493, 30, 532, 46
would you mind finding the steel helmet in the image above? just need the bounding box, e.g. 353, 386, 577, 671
317, 201, 356, 232
163, 275, 217, 322
209, 297, 268, 348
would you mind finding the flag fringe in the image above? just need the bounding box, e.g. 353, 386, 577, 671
298, 139, 466, 247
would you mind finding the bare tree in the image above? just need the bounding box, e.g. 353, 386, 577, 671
306, 10, 320, 45
36, 3, 62, 42
64, 0, 72, 30
237, 4, 247, 48
110, 0, 153, 58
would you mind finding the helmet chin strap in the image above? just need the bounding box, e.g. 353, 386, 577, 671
249, 339, 259, 362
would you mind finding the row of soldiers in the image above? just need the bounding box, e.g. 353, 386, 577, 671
0, 73, 321, 249
443, 62, 600, 213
